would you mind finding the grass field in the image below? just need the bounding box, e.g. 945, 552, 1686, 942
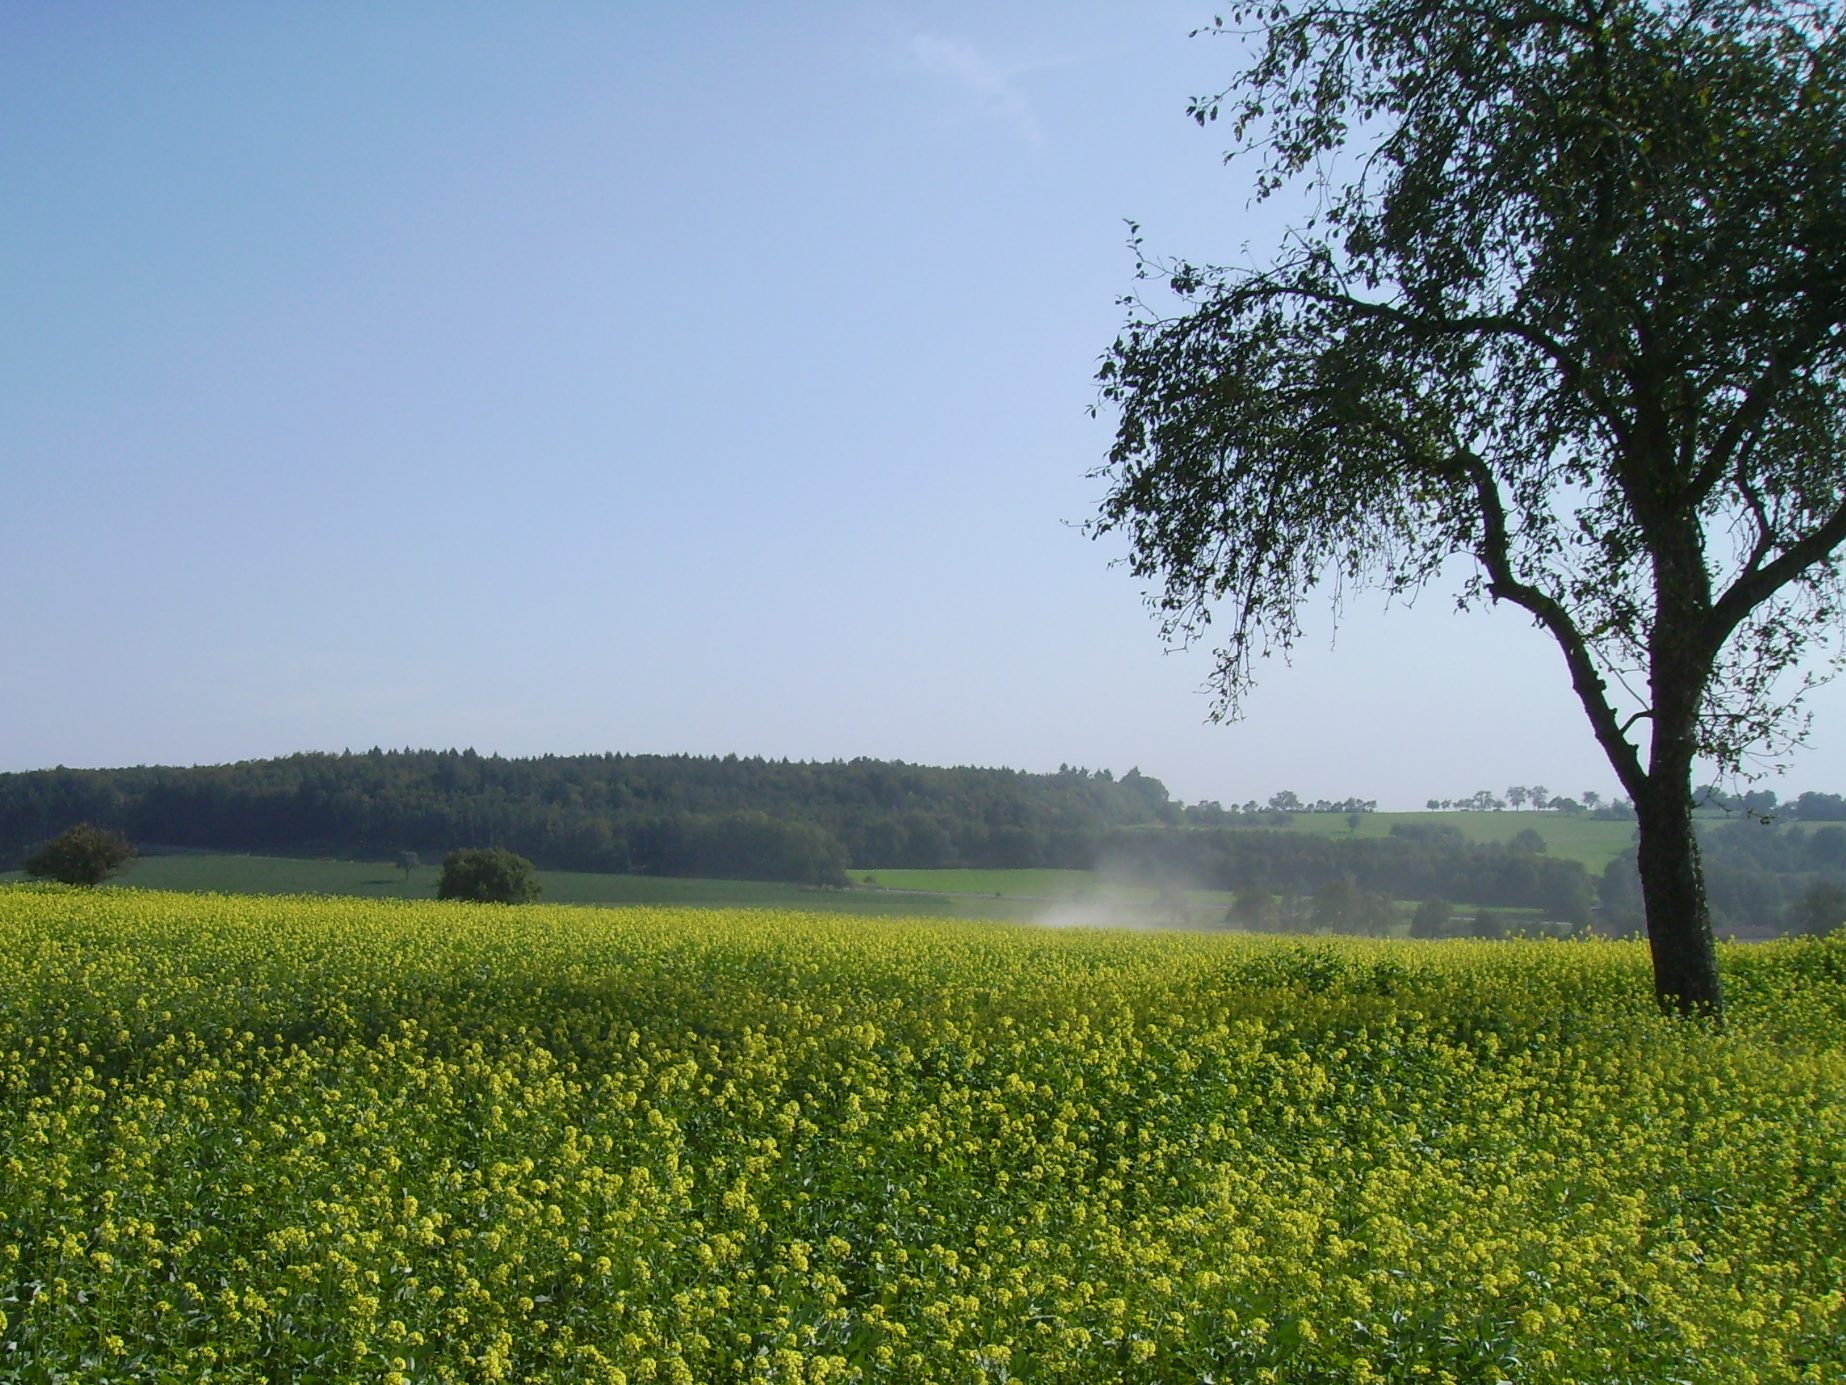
1252, 810, 1641, 873
6, 855, 1236, 925
6, 852, 976, 918
2, 884, 1841, 1381
1, 850, 1577, 930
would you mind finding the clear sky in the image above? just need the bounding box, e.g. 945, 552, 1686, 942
6, 3, 1843, 810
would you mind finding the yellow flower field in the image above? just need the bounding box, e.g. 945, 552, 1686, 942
1, 885, 1841, 1382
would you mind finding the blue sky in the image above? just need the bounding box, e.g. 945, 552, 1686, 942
6, 2, 1843, 810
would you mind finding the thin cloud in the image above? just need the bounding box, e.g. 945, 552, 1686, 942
908, 32, 1063, 149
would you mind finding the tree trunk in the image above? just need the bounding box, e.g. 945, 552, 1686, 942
1634, 782, 1723, 1019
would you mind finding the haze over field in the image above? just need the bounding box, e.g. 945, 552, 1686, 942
7, 3, 1844, 807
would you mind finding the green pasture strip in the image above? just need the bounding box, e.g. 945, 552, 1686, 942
855, 867, 1103, 897
8, 852, 985, 918
1267, 810, 1637, 872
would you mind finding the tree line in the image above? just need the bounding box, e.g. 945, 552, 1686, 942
1602, 819, 1846, 936
1098, 822, 1596, 926
0, 750, 1186, 886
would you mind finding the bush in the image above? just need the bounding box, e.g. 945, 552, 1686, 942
437, 848, 541, 904
1788, 879, 1846, 936
23, 823, 137, 886
1410, 898, 1453, 939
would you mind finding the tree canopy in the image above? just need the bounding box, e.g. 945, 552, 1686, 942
437, 847, 542, 905
24, 822, 137, 886
1094, 0, 1846, 1016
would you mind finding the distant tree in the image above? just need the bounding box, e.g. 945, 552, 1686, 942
1092, 0, 1846, 1017
1793, 791, 1846, 822
1510, 827, 1548, 856
1787, 879, 1846, 936
1268, 789, 1302, 812
1346, 811, 1364, 834
1313, 879, 1399, 935
397, 850, 420, 882
1809, 826, 1846, 869
1312, 879, 1362, 933
1583, 791, 1602, 813
1507, 786, 1530, 812
1410, 898, 1452, 940
1226, 886, 1281, 932
1467, 913, 1511, 941
437, 847, 541, 904
23, 823, 136, 886
1425, 799, 1441, 812
1530, 785, 1549, 813
1541, 866, 1595, 928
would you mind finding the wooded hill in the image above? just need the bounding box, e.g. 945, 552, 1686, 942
7, 750, 1841, 930
0, 750, 1184, 885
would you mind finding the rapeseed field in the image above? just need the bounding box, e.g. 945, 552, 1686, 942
1, 886, 1841, 1382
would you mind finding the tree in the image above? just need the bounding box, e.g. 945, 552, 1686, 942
1410, 897, 1453, 939
437, 847, 542, 904
1092, 0, 1846, 1018
397, 850, 420, 882
23, 823, 136, 886
1226, 885, 1281, 931
1787, 878, 1846, 934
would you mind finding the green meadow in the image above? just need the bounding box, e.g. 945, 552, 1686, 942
1257, 810, 1639, 874
2, 852, 1018, 920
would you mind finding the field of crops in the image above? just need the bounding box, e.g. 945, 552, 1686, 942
3, 887, 1843, 1382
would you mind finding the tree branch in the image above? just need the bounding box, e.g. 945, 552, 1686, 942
1690, 306, 1843, 505
1215, 279, 1637, 453
1450, 447, 1650, 797
1709, 492, 1846, 645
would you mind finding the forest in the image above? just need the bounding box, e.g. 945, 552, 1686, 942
6, 750, 1843, 931
0, 749, 1185, 885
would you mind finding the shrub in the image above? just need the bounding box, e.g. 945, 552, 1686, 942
437, 847, 541, 904
23, 823, 136, 886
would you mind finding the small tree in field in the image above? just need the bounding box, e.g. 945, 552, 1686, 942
24, 823, 137, 886
1410, 898, 1453, 940
437, 847, 541, 904
1788, 879, 1846, 935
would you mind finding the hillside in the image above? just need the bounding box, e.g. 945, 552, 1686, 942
0, 749, 1184, 884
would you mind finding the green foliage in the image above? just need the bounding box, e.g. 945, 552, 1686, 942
436, 847, 541, 904
0, 749, 1181, 880
1311, 878, 1400, 935
1509, 827, 1548, 855
1410, 898, 1453, 939
22, 822, 135, 885
1790, 879, 1846, 936
1094, 0, 1846, 1014
1100, 825, 1594, 922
